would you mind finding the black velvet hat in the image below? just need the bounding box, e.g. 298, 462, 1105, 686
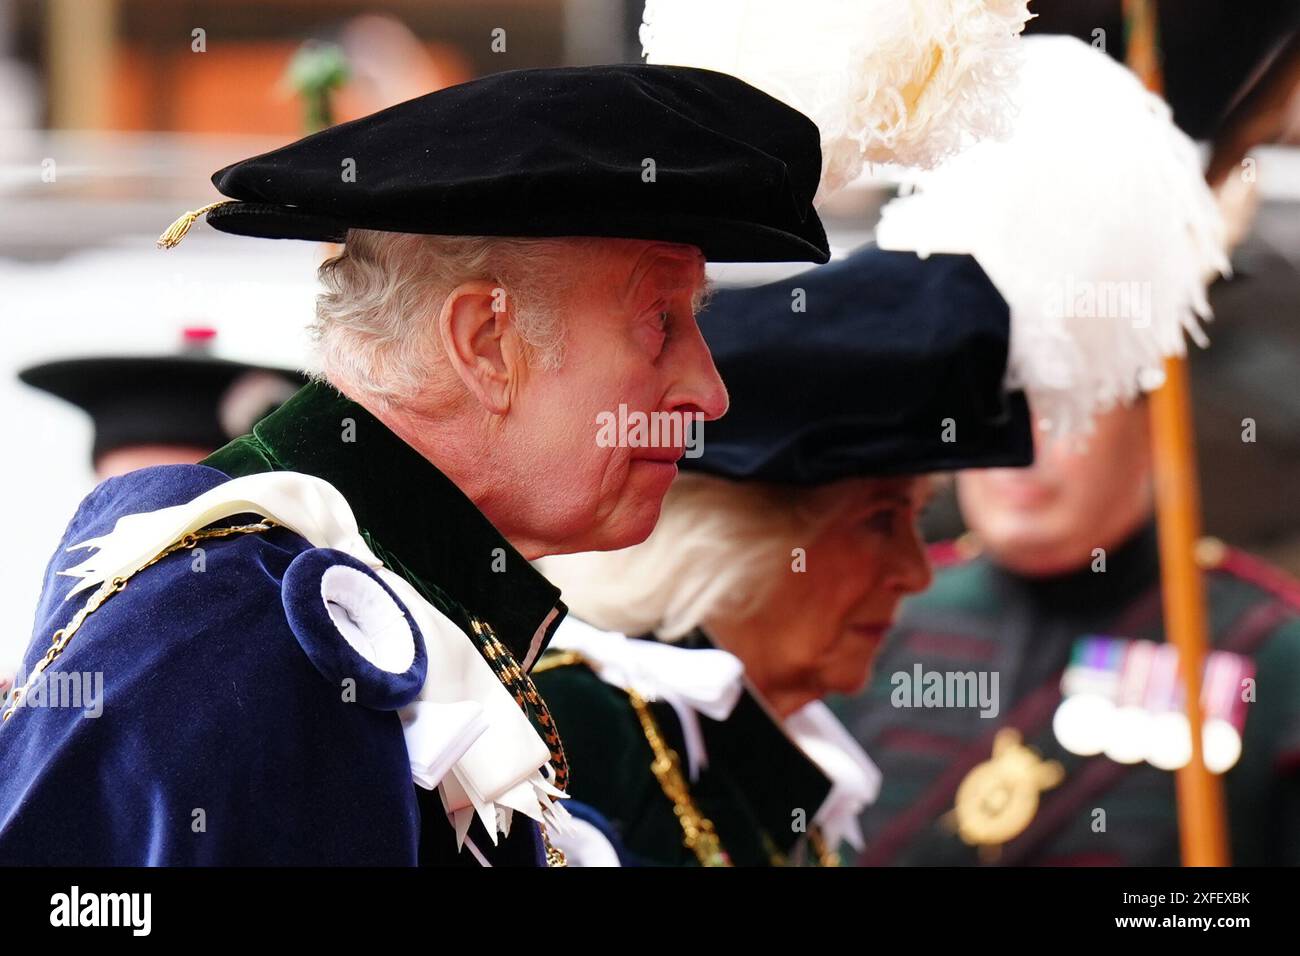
19, 329, 305, 465
165, 65, 829, 264
684, 246, 1034, 484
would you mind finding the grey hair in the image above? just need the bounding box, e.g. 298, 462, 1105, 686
311, 230, 599, 406
536, 473, 854, 640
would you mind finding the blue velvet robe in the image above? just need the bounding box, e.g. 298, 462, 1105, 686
0, 383, 567, 865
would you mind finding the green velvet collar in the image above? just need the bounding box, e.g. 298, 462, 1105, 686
203, 381, 566, 665
701, 687, 833, 858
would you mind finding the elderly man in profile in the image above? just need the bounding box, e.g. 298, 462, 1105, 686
0, 65, 829, 866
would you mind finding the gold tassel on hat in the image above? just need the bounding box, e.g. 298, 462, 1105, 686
156, 200, 237, 249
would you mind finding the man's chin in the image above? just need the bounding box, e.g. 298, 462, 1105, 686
598, 503, 666, 552
550, 493, 667, 555
629, 457, 679, 491
598, 464, 678, 546
977, 512, 1063, 558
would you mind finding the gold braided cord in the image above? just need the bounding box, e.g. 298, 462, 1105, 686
534, 650, 729, 864
625, 686, 732, 867
156, 199, 239, 249
470, 618, 570, 791
808, 828, 842, 867
535, 649, 839, 867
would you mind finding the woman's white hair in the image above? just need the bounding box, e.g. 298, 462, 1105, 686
537, 472, 854, 640
312, 229, 598, 407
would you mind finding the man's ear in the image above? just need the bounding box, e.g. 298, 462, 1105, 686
436, 280, 528, 414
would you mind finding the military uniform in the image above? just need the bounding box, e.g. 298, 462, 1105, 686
835, 524, 1300, 865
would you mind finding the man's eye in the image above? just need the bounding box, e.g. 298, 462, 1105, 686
646, 309, 671, 352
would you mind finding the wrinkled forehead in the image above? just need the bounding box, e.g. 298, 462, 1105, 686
614, 241, 707, 305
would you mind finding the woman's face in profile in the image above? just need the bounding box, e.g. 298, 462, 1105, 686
711, 475, 934, 715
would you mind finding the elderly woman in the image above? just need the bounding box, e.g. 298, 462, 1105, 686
0, 66, 829, 866
533, 245, 1033, 866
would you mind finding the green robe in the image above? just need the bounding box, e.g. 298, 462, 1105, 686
534, 632, 837, 866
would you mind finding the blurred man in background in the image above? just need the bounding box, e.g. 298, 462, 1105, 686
838, 400, 1300, 865
18, 327, 304, 481
0, 327, 303, 698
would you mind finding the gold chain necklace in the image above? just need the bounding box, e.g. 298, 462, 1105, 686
534, 649, 841, 867
469, 617, 570, 792
2, 520, 277, 724
533, 649, 730, 866
467, 618, 570, 866
626, 686, 732, 866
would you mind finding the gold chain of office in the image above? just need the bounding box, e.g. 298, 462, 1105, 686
467, 617, 571, 867
2, 520, 279, 724
533, 649, 840, 867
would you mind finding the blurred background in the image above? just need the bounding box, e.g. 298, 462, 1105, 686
1, 0, 1298, 674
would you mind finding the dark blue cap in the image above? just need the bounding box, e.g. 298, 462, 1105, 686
685, 246, 1033, 484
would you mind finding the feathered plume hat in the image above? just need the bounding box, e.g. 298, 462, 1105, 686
876, 35, 1231, 433
641, 0, 1035, 197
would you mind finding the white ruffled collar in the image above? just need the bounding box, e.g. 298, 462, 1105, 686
548, 617, 879, 851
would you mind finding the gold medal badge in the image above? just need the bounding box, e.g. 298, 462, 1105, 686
948, 728, 1064, 858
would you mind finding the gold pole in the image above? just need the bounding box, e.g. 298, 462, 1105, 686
45, 0, 118, 129
1125, 0, 1230, 867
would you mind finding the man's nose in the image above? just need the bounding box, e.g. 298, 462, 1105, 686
664, 319, 729, 421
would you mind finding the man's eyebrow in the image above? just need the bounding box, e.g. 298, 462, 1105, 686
623, 254, 704, 310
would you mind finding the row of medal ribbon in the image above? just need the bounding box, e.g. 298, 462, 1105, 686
1052, 636, 1252, 773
